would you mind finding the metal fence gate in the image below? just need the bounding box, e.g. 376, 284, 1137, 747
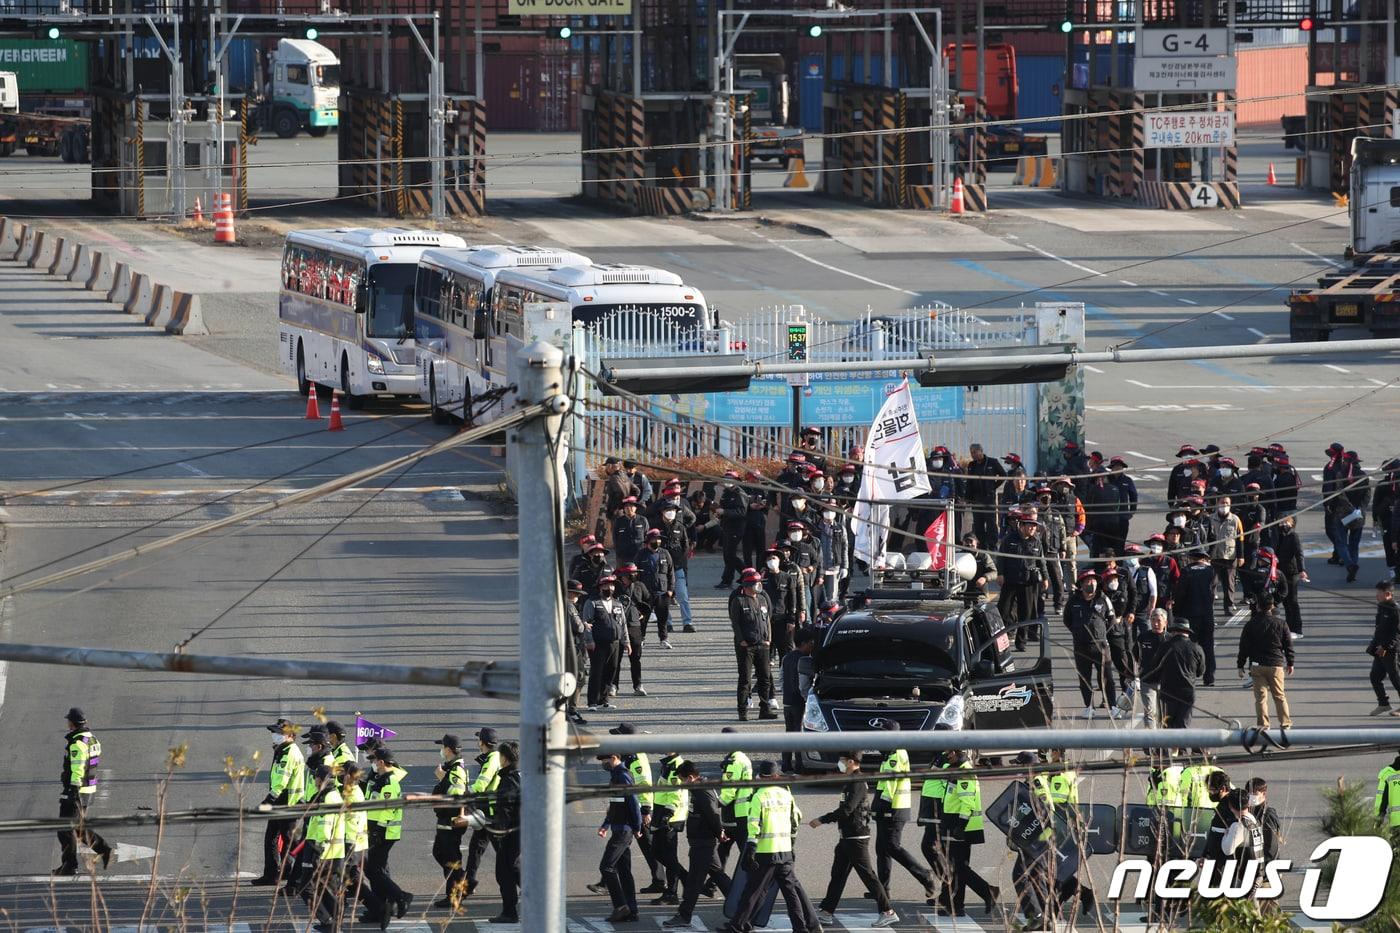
567, 304, 1070, 498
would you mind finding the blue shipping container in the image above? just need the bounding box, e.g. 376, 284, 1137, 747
1016, 53, 1064, 132
799, 53, 823, 131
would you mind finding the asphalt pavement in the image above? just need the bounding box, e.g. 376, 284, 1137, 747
1, 133, 1398, 931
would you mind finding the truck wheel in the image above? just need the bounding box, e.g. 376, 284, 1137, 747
273, 109, 300, 139
0, 142, 12, 157
428, 367, 448, 425
307, 125, 329, 138
59, 132, 74, 163
340, 357, 365, 410
1288, 324, 1319, 343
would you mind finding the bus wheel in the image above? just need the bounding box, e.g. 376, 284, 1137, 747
428, 368, 448, 425
461, 379, 475, 428
340, 357, 365, 410
296, 344, 311, 397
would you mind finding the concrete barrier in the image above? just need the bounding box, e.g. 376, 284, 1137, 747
165, 290, 207, 335
144, 283, 173, 327
47, 237, 72, 276
84, 251, 113, 292
106, 262, 133, 304
0, 219, 25, 259
26, 231, 55, 269
67, 244, 93, 283
123, 272, 153, 316
13, 226, 35, 263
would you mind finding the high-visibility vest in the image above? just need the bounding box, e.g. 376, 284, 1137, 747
305, 790, 330, 842
1377, 766, 1400, 828
1179, 765, 1221, 809
318, 787, 346, 860
472, 750, 502, 816
368, 766, 407, 840
331, 742, 355, 769
68, 731, 102, 796
917, 762, 950, 825
1147, 766, 1185, 807
345, 783, 369, 853
270, 742, 306, 806
748, 785, 801, 855
944, 761, 984, 834
303, 751, 328, 802
627, 753, 654, 809
877, 749, 912, 811
655, 755, 690, 822
1034, 770, 1078, 807
719, 751, 753, 826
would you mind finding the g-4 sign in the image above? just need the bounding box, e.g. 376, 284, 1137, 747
1140, 28, 1229, 57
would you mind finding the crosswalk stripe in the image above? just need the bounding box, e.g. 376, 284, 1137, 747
920, 910, 989, 931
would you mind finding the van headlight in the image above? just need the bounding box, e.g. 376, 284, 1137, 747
936, 695, 966, 730
802, 692, 828, 732
366, 355, 385, 374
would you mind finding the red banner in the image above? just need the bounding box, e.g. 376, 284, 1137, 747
923, 510, 951, 569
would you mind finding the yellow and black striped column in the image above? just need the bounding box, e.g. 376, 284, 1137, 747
625, 94, 645, 212
974, 97, 988, 186
238, 97, 250, 214
1130, 93, 1145, 201
742, 104, 752, 211
1386, 89, 1399, 139
1108, 92, 1123, 198
897, 91, 908, 208
1360, 89, 1376, 138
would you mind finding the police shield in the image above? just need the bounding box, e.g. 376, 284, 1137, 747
723, 858, 780, 924
986, 780, 1049, 852
1066, 803, 1120, 856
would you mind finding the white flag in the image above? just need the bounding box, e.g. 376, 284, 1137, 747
851, 379, 932, 567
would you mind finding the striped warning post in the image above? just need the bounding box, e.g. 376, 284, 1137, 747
238, 97, 250, 213
1360, 89, 1375, 138
1387, 89, 1399, 138
741, 103, 752, 211
861, 91, 877, 204
973, 97, 988, 186
613, 93, 629, 208
908, 185, 936, 210
960, 182, 988, 212
393, 98, 406, 217
1130, 94, 1145, 198
880, 91, 899, 205
1108, 92, 1124, 198
897, 91, 908, 208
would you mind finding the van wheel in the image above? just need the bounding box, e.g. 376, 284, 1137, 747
296, 344, 311, 397
340, 357, 365, 409
429, 368, 448, 424
273, 109, 300, 139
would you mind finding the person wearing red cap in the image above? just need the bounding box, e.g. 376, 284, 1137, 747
570, 539, 614, 599
599, 458, 638, 538
1062, 442, 1091, 499
613, 564, 652, 697
717, 471, 751, 589
613, 497, 650, 565
1168, 449, 1202, 503
729, 568, 778, 721
1240, 451, 1276, 521
1273, 454, 1300, 516
654, 496, 697, 634
1063, 570, 1118, 719
582, 575, 632, 710
998, 516, 1050, 651
1322, 443, 1347, 564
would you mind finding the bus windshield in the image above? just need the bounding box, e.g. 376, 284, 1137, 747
366, 263, 417, 340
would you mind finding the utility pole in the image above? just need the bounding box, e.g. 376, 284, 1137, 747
511, 340, 571, 930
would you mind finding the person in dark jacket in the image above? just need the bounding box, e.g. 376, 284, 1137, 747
1108, 456, 1138, 544
637, 529, 677, 648
1141, 617, 1206, 729
717, 472, 750, 588
571, 539, 613, 598
583, 576, 631, 710
1246, 778, 1283, 862
598, 458, 637, 537
612, 497, 649, 565
1273, 514, 1308, 636
1167, 446, 1200, 502
762, 546, 803, 667
664, 762, 730, 928
655, 497, 696, 634
997, 517, 1049, 651
1085, 469, 1128, 557
1062, 441, 1091, 500
1102, 565, 1138, 702
730, 569, 778, 721
596, 752, 643, 924
1330, 451, 1371, 582
1376, 459, 1399, 579
811, 752, 898, 926
1273, 454, 1301, 515
1174, 550, 1218, 685
1136, 608, 1170, 727
1235, 596, 1295, 730
565, 580, 593, 724
1063, 570, 1118, 718
779, 629, 817, 773
1368, 580, 1400, 716
488, 742, 523, 924
960, 532, 997, 601
963, 444, 1006, 551
742, 491, 771, 573
614, 564, 651, 698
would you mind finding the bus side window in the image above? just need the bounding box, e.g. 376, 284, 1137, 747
470, 282, 489, 339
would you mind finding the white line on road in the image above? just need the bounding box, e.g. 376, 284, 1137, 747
1084, 365, 1105, 373
63, 412, 97, 432
1021, 242, 1106, 276
4, 871, 260, 883
1119, 279, 1139, 287
1178, 298, 1199, 305
1126, 379, 1153, 388
1209, 309, 1232, 319
1324, 363, 1352, 373
748, 230, 918, 296
177, 462, 211, 477
1148, 289, 1170, 297
1248, 328, 1271, 340
1371, 378, 1391, 386
1290, 243, 1343, 267
1124, 450, 1165, 462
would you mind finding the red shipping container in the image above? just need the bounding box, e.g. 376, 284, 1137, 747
1235, 44, 1307, 127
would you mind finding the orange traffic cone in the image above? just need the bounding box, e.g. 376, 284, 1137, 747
192, 197, 204, 224
327, 390, 344, 431
1267, 162, 1277, 186
950, 176, 966, 215
305, 389, 321, 419
214, 192, 236, 243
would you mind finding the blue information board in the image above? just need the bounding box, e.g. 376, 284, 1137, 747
699, 378, 964, 427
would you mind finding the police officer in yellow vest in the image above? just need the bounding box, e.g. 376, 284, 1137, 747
55, 708, 112, 876
1031, 749, 1079, 809
254, 717, 306, 886
309, 765, 347, 932
303, 728, 333, 805
359, 747, 412, 929
650, 751, 690, 905
1179, 758, 1223, 810
1147, 762, 1186, 808
939, 750, 999, 915
872, 722, 936, 898
463, 727, 502, 898
340, 762, 370, 914
917, 750, 953, 906
326, 721, 356, 769
427, 733, 469, 908
717, 728, 753, 873
721, 761, 819, 933
1374, 752, 1400, 832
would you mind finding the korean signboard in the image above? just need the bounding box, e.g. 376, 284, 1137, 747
1133, 56, 1236, 91
1144, 112, 1235, 148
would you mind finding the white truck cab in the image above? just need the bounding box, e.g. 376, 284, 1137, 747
1350, 137, 1400, 255
268, 38, 339, 138
0, 72, 18, 115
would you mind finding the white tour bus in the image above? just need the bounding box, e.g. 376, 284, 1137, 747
277, 227, 466, 407
414, 245, 591, 424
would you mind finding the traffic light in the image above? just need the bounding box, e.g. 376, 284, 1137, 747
1057, 19, 1073, 33
304, 26, 319, 39
556, 26, 572, 38
1298, 16, 1314, 31
46, 25, 60, 39
808, 24, 822, 38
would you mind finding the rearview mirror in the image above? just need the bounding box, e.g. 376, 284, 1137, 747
971, 660, 995, 679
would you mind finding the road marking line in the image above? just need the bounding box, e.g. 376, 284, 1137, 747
1324, 363, 1351, 373
1119, 279, 1139, 287
1224, 607, 1250, 628
177, 462, 211, 477
1290, 243, 1343, 267
920, 911, 990, 931
748, 230, 918, 296
4, 871, 260, 883
1124, 450, 1165, 462
1084, 365, 1104, 373
1022, 242, 1106, 276
1209, 309, 1232, 319
1148, 289, 1170, 297
63, 413, 97, 432
1178, 298, 1199, 305
1126, 379, 1153, 388
1248, 328, 1270, 340
1370, 378, 1390, 386
1311, 474, 1325, 481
